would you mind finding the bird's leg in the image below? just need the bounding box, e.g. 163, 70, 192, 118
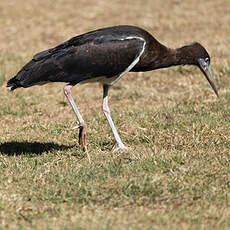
64, 84, 87, 151
102, 85, 128, 151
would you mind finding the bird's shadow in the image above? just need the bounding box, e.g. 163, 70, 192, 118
0, 141, 76, 156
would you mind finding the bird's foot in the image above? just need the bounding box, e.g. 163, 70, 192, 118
71, 123, 87, 151
75, 123, 91, 162
71, 124, 80, 130
113, 145, 130, 153
78, 123, 87, 150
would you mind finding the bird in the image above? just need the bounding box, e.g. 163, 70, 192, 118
7, 25, 218, 152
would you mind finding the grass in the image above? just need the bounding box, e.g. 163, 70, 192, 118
1, 0, 230, 229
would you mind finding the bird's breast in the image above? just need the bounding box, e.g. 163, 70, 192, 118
79, 75, 119, 85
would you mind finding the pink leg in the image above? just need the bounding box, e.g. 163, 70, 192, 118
102, 85, 128, 151
64, 84, 87, 151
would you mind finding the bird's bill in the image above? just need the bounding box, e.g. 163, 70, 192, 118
198, 59, 219, 97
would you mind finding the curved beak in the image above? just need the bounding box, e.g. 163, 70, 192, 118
198, 59, 219, 97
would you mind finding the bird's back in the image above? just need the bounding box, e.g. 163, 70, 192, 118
7, 25, 158, 90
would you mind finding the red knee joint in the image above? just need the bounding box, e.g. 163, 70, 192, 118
64, 85, 72, 96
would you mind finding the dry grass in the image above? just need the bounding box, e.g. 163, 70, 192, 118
0, 0, 230, 229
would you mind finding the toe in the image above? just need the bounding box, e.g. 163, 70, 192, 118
112, 145, 130, 152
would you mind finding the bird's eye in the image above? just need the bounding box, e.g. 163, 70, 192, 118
205, 58, 210, 65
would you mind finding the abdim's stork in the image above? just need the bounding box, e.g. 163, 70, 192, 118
7, 25, 218, 151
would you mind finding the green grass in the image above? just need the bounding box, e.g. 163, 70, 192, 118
1, 61, 230, 230
1, 0, 230, 229
1, 83, 230, 229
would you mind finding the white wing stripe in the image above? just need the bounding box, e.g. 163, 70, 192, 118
108, 37, 146, 85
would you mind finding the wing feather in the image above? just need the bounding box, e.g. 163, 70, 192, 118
8, 27, 146, 89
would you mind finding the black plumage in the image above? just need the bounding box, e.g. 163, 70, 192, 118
7, 25, 218, 152
8, 26, 145, 89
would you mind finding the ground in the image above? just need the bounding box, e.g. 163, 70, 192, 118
0, 0, 230, 229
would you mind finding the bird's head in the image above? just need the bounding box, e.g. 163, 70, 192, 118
179, 42, 218, 97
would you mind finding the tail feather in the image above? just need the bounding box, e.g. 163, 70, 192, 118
7, 77, 22, 91
6, 58, 63, 91
6, 59, 39, 91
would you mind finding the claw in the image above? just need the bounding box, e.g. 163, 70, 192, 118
71, 123, 88, 152
71, 125, 80, 130
112, 145, 130, 153
79, 125, 86, 146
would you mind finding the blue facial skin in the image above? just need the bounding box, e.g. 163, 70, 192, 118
198, 58, 218, 97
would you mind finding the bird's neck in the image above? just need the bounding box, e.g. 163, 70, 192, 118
133, 44, 195, 72
174, 45, 196, 66
150, 46, 195, 70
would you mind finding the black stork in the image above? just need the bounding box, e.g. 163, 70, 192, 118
7, 25, 218, 152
